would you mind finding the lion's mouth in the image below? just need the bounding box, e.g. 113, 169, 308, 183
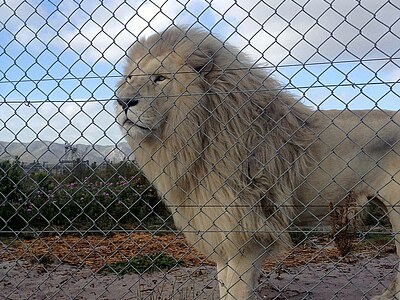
123, 119, 150, 131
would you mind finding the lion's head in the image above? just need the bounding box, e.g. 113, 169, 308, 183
116, 27, 219, 142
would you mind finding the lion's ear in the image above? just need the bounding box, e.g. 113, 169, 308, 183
193, 58, 213, 75
188, 49, 214, 77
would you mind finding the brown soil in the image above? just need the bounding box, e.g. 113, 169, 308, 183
0, 233, 397, 299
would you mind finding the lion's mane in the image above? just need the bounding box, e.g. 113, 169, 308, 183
128, 27, 316, 252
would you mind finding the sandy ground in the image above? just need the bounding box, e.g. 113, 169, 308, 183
0, 252, 397, 300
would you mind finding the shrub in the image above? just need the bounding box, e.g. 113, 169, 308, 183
0, 162, 172, 233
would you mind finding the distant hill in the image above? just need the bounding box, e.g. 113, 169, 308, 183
0, 140, 134, 165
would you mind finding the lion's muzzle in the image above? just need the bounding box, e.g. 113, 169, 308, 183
117, 96, 140, 113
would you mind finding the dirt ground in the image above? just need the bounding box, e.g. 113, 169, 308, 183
0, 233, 398, 299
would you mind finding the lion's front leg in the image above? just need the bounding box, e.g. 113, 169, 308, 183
372, 184, 400, 300
216, 262, 228, 299
378, 209, 400, 300
216, 244, 266, 300
216, 258, 260, 300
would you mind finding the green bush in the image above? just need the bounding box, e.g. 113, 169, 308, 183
0, 161, 172, 233
0, 160, 24, 202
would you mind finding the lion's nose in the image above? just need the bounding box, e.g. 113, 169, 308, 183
117, 97, 139, 112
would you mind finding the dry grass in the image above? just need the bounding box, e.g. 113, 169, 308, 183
1, 231, 390, 274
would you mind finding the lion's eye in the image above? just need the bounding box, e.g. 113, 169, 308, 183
152, 75, 166, 84
125, 74, 133, 82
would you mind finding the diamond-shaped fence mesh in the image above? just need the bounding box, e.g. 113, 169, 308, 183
1, 1, 400, 299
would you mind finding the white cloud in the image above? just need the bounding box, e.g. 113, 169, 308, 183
2, 0, 187, 64
48, 0, 186, 63
1, 0, 30, 23
388, 68, 400, 82
6, 0, 398, 66
0, 100, 121, 145
210, 0, 400, 65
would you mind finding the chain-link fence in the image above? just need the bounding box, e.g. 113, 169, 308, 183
1, 1, 400, 299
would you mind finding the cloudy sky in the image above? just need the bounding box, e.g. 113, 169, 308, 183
1, 0, 399, 145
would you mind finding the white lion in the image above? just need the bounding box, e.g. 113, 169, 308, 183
116, 26, 400, 299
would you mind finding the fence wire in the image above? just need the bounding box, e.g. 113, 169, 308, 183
1, 1, 400, 299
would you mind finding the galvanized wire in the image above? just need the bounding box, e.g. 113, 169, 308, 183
1, 1, 400, 299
